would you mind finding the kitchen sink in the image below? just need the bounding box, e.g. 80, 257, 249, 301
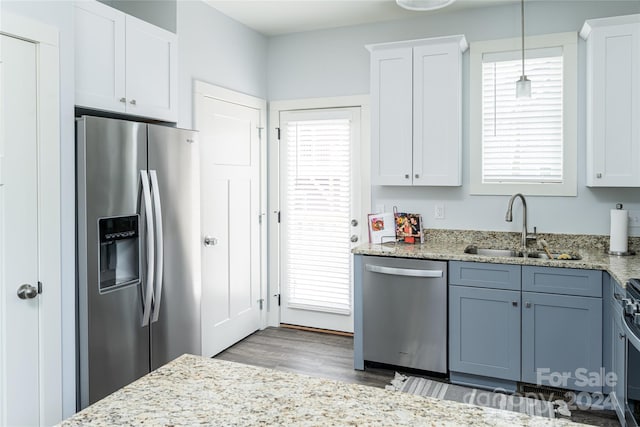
463, 245, 523, 258
463, 245, 581, 260
528, 251, 582, 260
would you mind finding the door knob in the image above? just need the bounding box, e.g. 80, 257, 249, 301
17, 284, 38, 300
350, 235, 358, 243
203, 236, 218, 247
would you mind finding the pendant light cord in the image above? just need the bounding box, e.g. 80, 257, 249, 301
521, 0, 525, 77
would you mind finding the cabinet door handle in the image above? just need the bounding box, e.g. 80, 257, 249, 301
119, 97, 126, 103
404, 174, 410, 179
596, 173, 602, 179
130, 99, 137, 105
512, 301, 518, 307
525, 302, 531, 308
620, 332, 626, 340
365, 264, 442, 278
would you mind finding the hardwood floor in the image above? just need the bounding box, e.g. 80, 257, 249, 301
214, 326, 394, 388
215, 327, 620, 426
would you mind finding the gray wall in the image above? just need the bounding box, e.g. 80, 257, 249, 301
176, 1, 268, 129
267, 1, 640, 236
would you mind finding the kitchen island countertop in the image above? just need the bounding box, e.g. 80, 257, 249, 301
60, 354, 583, 426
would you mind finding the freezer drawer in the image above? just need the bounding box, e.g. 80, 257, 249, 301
362, 256, 447, 373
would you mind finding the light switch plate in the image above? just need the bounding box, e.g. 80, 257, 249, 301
629, 210, 640, 227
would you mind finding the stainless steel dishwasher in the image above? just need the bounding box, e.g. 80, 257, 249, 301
362, 255, 447, 373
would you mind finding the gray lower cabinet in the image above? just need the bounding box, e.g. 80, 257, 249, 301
521, 291, 603, 392
603, 272, 626, 419
450, 262, 604, 394
449, 285, 521, 381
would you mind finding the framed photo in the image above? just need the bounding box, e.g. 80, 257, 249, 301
367, 212, 395, 244
394, 212, 423, 244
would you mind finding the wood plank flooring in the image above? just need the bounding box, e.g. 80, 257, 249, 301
214, 326, 394, 388
215, 327, 619, 426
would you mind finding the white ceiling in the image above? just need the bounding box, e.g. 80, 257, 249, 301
204, 0, 516, 36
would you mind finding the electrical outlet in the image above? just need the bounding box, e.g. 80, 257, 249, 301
434, 203, 445, 220
630, 210, 640, 227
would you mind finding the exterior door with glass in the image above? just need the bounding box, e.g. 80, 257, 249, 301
279, 108, 362, 333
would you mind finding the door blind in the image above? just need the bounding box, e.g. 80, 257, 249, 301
482, 50, 564, 183
284, 117, 351, 315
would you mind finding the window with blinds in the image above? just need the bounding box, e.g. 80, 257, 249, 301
482, 48, 563, 184
283, 116, 352, 315
469, 32, 577, 196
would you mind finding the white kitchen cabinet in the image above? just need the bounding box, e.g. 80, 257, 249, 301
581, 14, 640, 187
75, 1, 177, 122
368, 35, 467, 186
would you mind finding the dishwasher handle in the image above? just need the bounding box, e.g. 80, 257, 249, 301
365, 264, 443, 278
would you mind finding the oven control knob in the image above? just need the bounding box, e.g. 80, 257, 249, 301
624, 299, 637, 315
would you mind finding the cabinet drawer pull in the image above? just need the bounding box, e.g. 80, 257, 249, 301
365, 264, 442, 278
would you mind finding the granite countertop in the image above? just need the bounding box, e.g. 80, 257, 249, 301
60, 354, 584, 426
353, 229, 640, 287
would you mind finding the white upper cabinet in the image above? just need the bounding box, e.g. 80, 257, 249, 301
368, 35, 467, 186
581, 14, 640, 187
370, 47, 413, 185
75, 1, 177, 122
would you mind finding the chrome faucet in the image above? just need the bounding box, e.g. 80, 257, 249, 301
505, 193, 536, 250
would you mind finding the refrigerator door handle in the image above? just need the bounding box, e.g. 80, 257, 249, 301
149, 170, 164, 323
140, 170, 155, 327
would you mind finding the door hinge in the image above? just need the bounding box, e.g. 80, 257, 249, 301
37, 281, 43, 294
258, 212, 265, 224
276, 127, 281, 140
258, 298, 264, 310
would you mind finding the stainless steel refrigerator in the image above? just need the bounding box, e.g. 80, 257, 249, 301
76, 115, 200, 409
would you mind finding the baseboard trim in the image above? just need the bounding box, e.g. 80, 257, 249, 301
279, 323, 353, 337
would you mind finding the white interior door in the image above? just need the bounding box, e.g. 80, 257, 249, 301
0, 34, 40, 426
279, 108, 362, 333
198, 95, 262, 357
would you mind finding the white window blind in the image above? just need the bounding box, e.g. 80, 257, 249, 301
482, 48, 564, 183
284, 116, 352, 315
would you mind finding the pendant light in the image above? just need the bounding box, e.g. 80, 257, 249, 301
516, 0, 531, 98
396, 0, 456, 11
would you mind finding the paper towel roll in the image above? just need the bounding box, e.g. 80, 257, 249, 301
610, 208, 629, 253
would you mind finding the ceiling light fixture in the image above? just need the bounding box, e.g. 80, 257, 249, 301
516, 0, 531, 98
395, 0, 457, 12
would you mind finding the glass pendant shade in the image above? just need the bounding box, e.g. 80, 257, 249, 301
396, 0, 456, 11
516, 75, 531, 99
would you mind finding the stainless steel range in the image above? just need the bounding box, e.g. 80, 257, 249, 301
623, 278, 640, 426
